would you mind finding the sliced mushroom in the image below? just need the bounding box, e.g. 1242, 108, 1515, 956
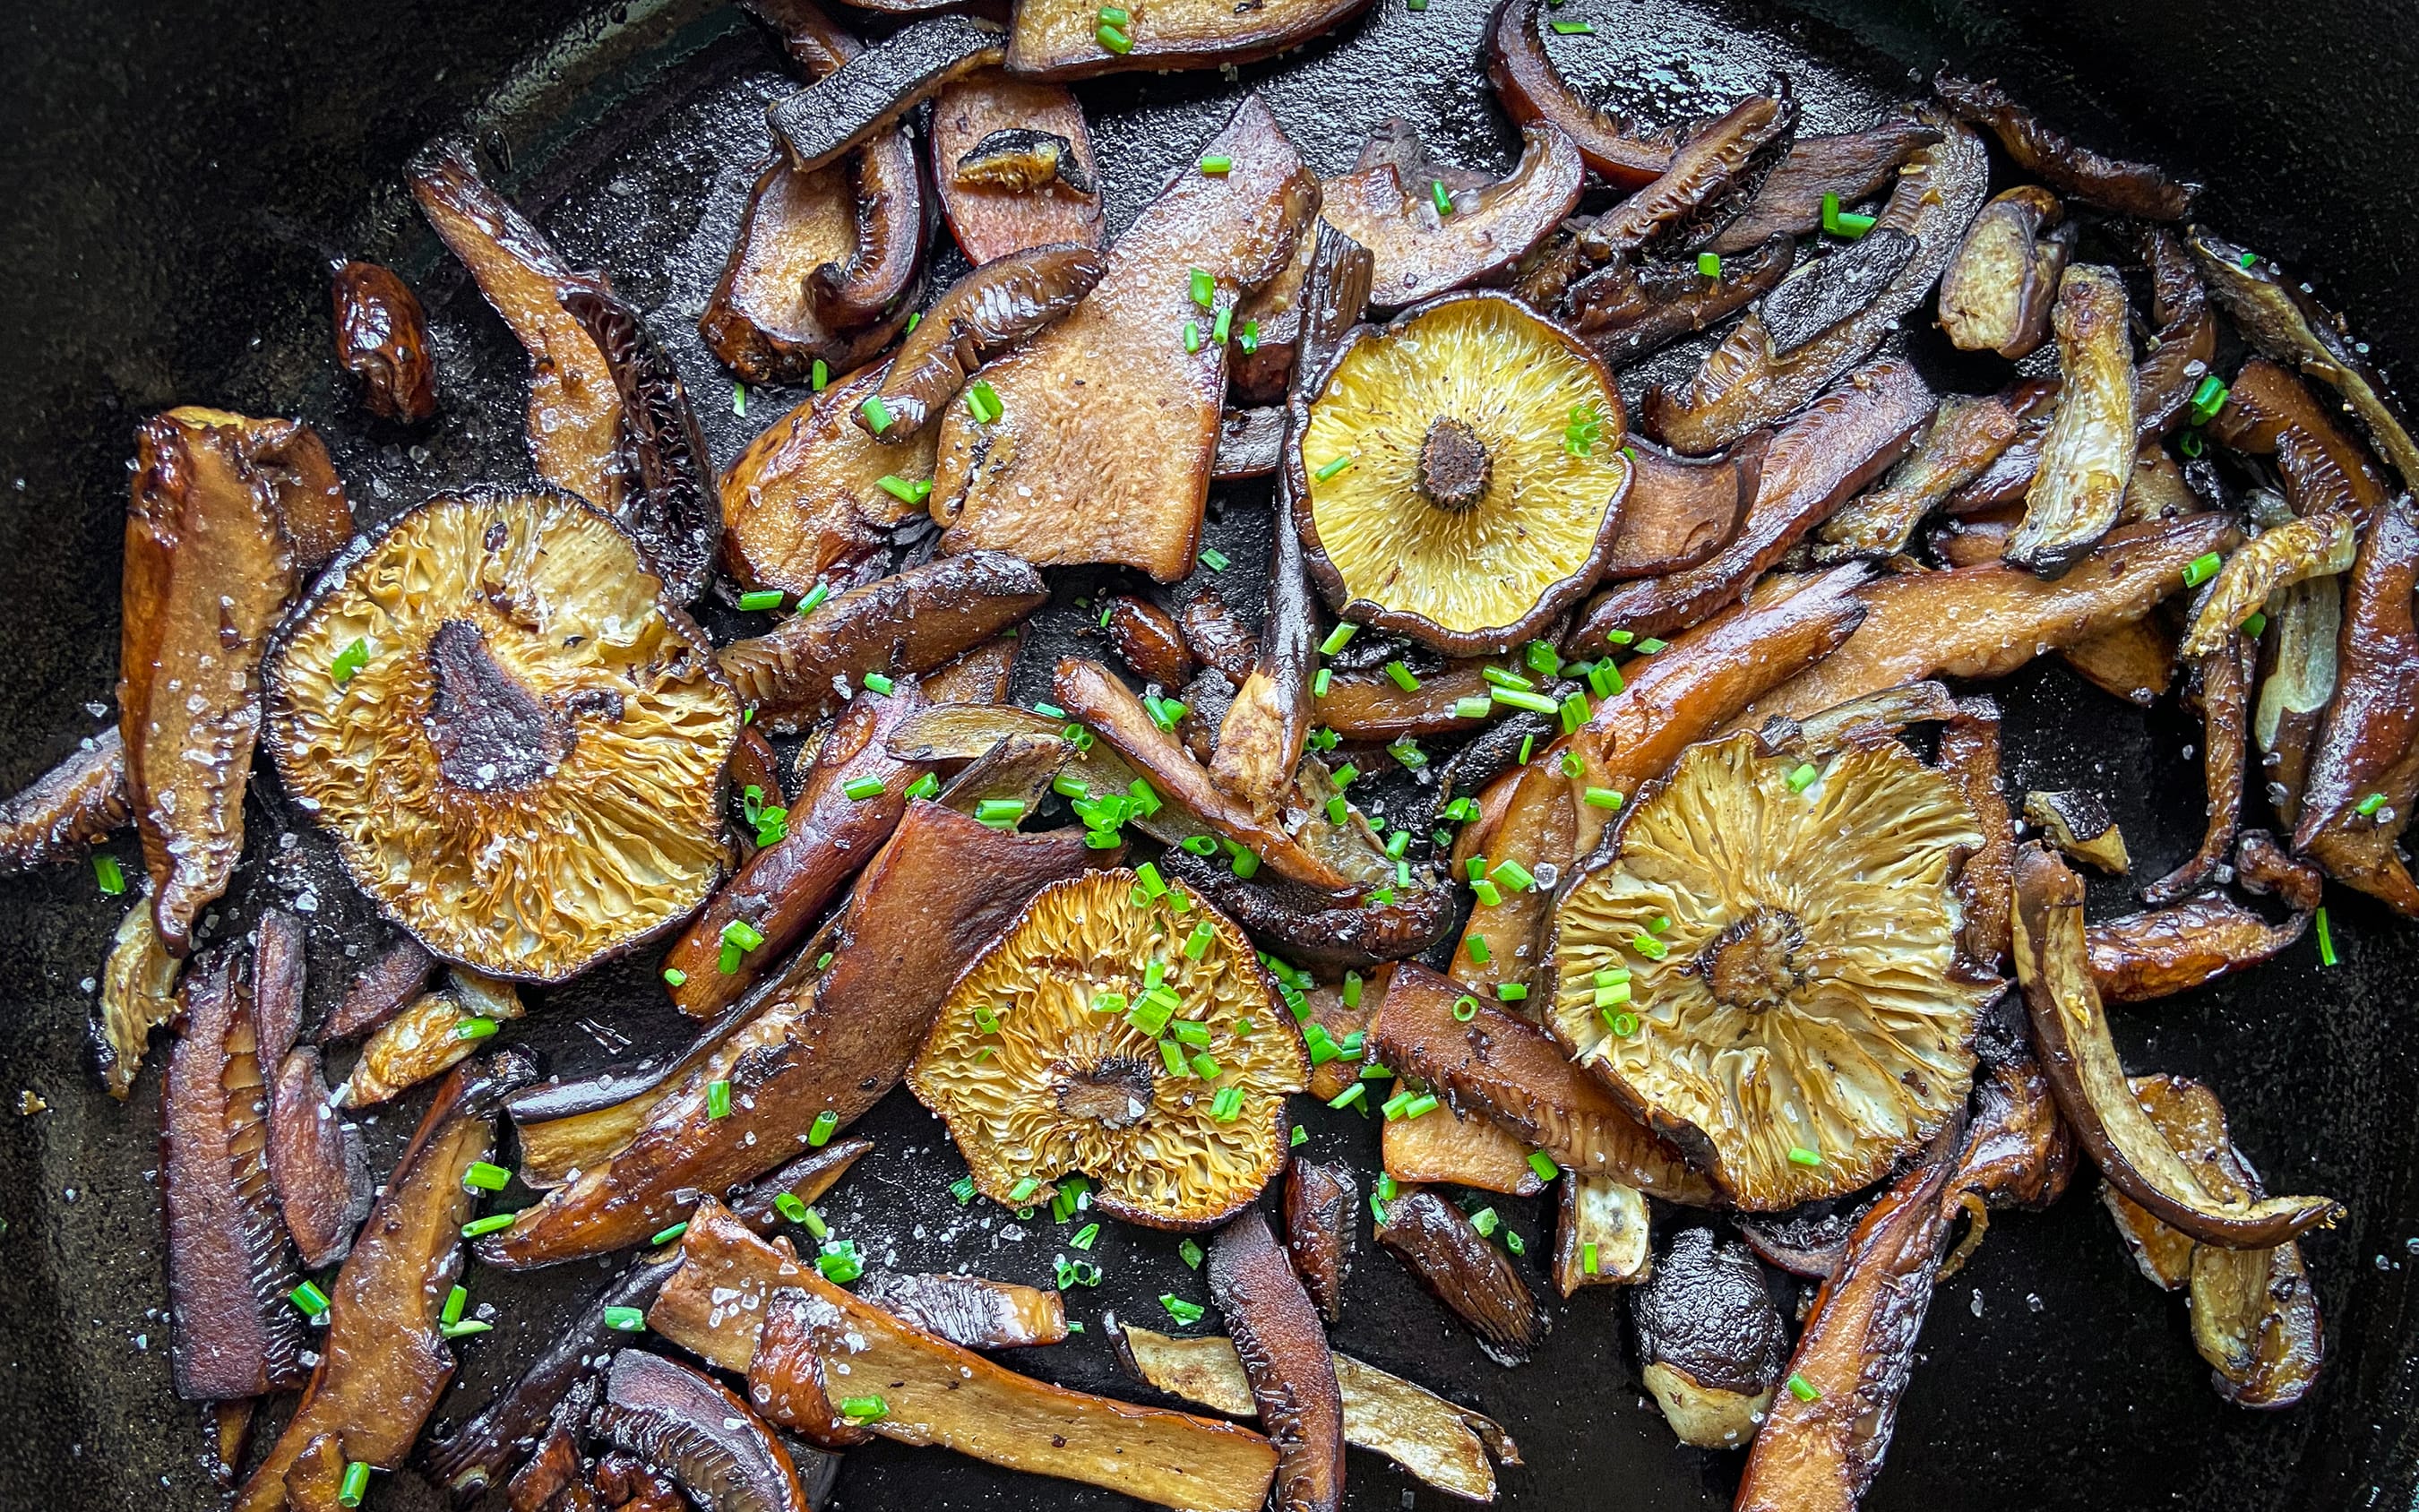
1007, 0, 1370, 79
857, 1272, 1070, 1347
1383, 1086, 1549, 1196
719, 363, 932, 602
770, 14, 1004, 174
1937, 697, 2016, 973
1321, 122, 1583, 310
1633, 1228, 1786, 1448
1949, 1051, 2078, 1225
2206, 358, 2389, 521
93, 891, 180, 1099
702, 151, 917, 385
0, 726, 129, 876
2258, 571, 2342, 834
2182, 512, 2357, 659
1933, 73, 2194, 219
2004, 264, 2138, 577
1706, 117, 1944, 253
595, 1349, 812, 1512
560, 284, 721, 604
1442, 760, 1571, 1003
1485, 0, 1683, 186
2088, 889, 2311, 1005
1284, 1160, 1356, 1322
932, 70, 1104, 262
251, 912, 358, 1270
1759, 230, 1915, 358
1374, 1187, 1547, 1366
2293, 497, 2419, 913
1551, 1170, 1649, 1293
2143, 635, 2253, 905
1564, 234, 1795, 368
1578, 85, 1798, 261
331, 260, 438, 424
321, 936, 438, 1044
337, 971, 526, 1109
1813, 391, 2029, 563
2023, 788, 2131, 875
1939, 186, 2070, 359
727, 1138, 875, 1233
1162, 847, 1455, 970
1231, 227, 1322, 404
2134, 227, 2217, 442
861, 244, 1108, 439
1103, 595, 1196, 690
936, 96, 1317, 580
1208, 1213, 1345, 1512
1597, 438, 1747, 579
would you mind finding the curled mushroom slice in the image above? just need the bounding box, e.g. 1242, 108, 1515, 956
770, 14, 1004, 174
1485, 0, 1683, 186
321, 936, 438, 1044
719, 361, 934, 602
1382, 1082, 1549, 1196
1597, 439, 1747, 580
1552, 1170, 1649, 1293
1102, 595, 1196, 690
1007, 0, 1371, 79
560, 285, 722, 604
1706, 117, 1944, 253
1321, 122, 1582, 310
1632, 1228, 1785, 1448
2206, 361, 2387, 524
2142, 635, 2253, 906
596, 1349, 812, 1512
1162, 848, 1454, 969
2024, 788, 2131, 875
2088, 889, 2311, 1005
1813, 392, 2029, 563
931, 70, 1103, 262
331, 260, 438, 424
1938, 185, 2071, 359
861, 244, 1108, 440
1578, 85, 1798, 261
2013, 842, 2341, 1248
338, 971, 526, 1109
93, 892, 180, 1099
2005, 264, 2138, 577
702, 150, 917, 385
2133, 227, 2216, 442
857, 1272, 1069, 1348
2293, 497, 2419, 913
1208, 1213, 1345, 1512
1284, 1160, 1356, 1322
2183, 512, 2358, 659
0, 726, 128, 876
1565, 235, 1794, 369
1950, 1051, 2078, 1224
1375, 1187, 1548, 1366
1933, 73, 2194, 219
2257, 575, 2342, 834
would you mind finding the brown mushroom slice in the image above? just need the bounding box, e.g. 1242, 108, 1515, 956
748, 1286, 879, 1449
320, 937, 437, 1045
1582, 357, 1930, 641
1214, 407, 1287, 481
937, 97, 1315, 580
2190, 229, 2419, 489
1704, 118, 1945, 253
1321, 123, 1582, 310
1374, 1186, 1547, 1366
1951, 1052, 2078, 1219
1937, 697, 2016, 972
1102, 595, 1196, 690
1631, 1229, 1785, 1448
1937, 185, 2070, 359
560, 285, 722, 605
232, 1052, 535, 1512
338, 971, 526, 1108
1564, 235, 1795, 370
1932, 73, 2193, 219
1230, 218, 1321, 404
757, 1273, 1281, 1511
93, 892, 181, 1099
2143, 636, 2253, 906
2130, 228, 2216, 442
719, 553, 1048, 735
727, 1138, 876, 1233
1579, 86, 1798, 261
1732, 1122, 1960, 1512
331, 260, 438, 424
2023, 788, 2131, 875
596, 1349, 812, 1512
1374, 962, 1713, 1201
1731, 514, 2240, 729
507, 1010, 757, 1190
1208, 1213, 1345, 1512
164, 952, 307, 1403
931, 70, 1104, 263
2259, 576, 2342, 833
861, 244, 1108, 439
1750, 679, 1963, 763
0, 726, 129, 875
483, 803, 1093, 1268
1813, 392, 2030, 564
267, 491, 739, 983
1485, 0, 1683, 186
1548, 1170, 1649, 1294
2291, 498, 2419, 913
2012, 842, 2341, 1248
2182, 512, 2356, 658
2004, 265, 2139, 577
719, 362, 934, 602
1383, 1085, 1547, 1196
769, 14, 1005, 174
1284, 1160, 1356, 1322
1163, 850, 1455, 970
407, 140, 624, 510
1443, 760, 1570, 1002
120, 410, 302, 956
264, 1045, 368, 1271
857, 1272, 1070, 1348
2204, 359, 2388, 522
702, 152, 916, 385
1593, 439, 1747, 580
1007, 0, 1370, 79
2087, 892, 2311, 1005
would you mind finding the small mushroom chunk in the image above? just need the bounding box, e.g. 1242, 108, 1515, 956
2143, 635, 2254, 906
1933, 73, 2193, 219
719, 360, 934, 602
1551, 1170, 1649, 1293
594, 1349, 813, 1512
1382, 1083, 1548, 1196
702, 151, 917, 385
0, 726, 130, 876
770, 15, 1005, 174
1563, 234, 1794, 368
1706, 117, 1944, 253
1576, 85, 1799, 261
2182, 511, 2357, 659
1214, 406, 1287, 479
330, 260, 438, 423
1103, 595, 1196, 690
1320, 121, 1582, 309
857, 1272, 1069, 1348
931, 70, 1104, 262
1208, 1213, 1346, 1512
1296, 292, 1632, 655
320, 935, 438, 1044
560, 284, 722, 604
338, 971, 526, 1109
2024, 789, 2131, 875
2006, 265, 2138, 578
1813, 391, 2031, 563
1376, 1187, 1549, 1366
1007, 0, 1371, 79
1485, 0, 1683, 186
2087, 888, 2312, 1005
859, 244, 1108, 439
1284, 1159, 1356, 1321
1632, 1229, 1785, 1448
1938, 186, 2071, 358
93, 891, 181, 1099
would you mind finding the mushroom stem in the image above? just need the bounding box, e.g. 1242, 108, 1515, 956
1416, 417, 1493, 511
1700, 907, 1805, 1012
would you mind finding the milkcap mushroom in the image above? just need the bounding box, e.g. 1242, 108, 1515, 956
265, 489, 739, 982
1293, 292, 1631, 655
1548, 732, 1987, 1208
907, 869, 1308, 1231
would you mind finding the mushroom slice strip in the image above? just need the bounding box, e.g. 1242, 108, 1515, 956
1751, 680, 1963, 762
932, 70, 1104, 262
121, 410, 306, 956
164, 951, 307, 1403
1734, 514, 2241, 728
753, 1270, 1281, 1511
2005, 265, 2138, 577
1214, 406, 1287, 481
1284, 1160, 1356, 1321
1374, 962, 1713, 1201
1112, 1324, 1520, 1504
1813, 393, 2032, 563
595, 1349, 812, 1512
264, 1044, 368, 1271
2259, 573, 2343, 834
2013, 842, 2341, 1247
1564, 235, 1794, 369
769, 14, 1004, 173
2142, 635, 2253, 906
1578, 85, 1798, 261
1296, 292, 1632, 654
1758, 230, 1915, 358
1551, 1170, 1649, 1293
331, 260, 438, 424
2206, 358, 2389, 520
1632, 1228, 1786, 1448
1938, 185, 2070, 359
1938, 697, 2016, 973
1321, 123, 1583, 310
1949, 1052, 2078, 1224
1382, 1083, 1549, 1197
1933, 73, 2194, 219
0, 726, 129, 876
232, 1052, 535, 1512
1643, 111, 1986, 456
321, 936, 438, 1044
484, 804, 1092, 1267
908, 869, 1307, 1230
560, 284, 721, 604
1552, 734, 1987, 1208
1006, 0, 1370, 79
1705, 117, 1944, 253
507, 1005, 762, 1190
2292, 497, 2419, 914
1442, 759, 1571, 1003
719, 553, 1048, 735
1485, 0, 1683, 186
720, 359, 934, 602
1163, 848, 1455, 969
1104, 595, 1196, 690
702, 151, 917, 385
727, 1138, 876, 1233
1375, 1187, 1548, 1365
337, 970, 526, 1109
93, 891, 180, 1100
1209, 1213, 1346, 1512
937, 98, 1314, 579
1582, 357, 1930, 640
857, 1273, 1070, 1348
1733, 1121, 1960, 1512
861, 245, 1106, 440
2023, 788, 2131, 875
407, 140, 624, 510
1586, 440, 1745, 580
2133, 227, 2216, 442
266, 491, 740, 982
2088, 890, 2311, 1005
2191, 229, 2419, 489
2182, 512, 2358, 659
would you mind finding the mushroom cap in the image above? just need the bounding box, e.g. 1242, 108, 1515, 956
907, 869, 1308, 1231
1548, 732, 1986, 1208
265, 489, 739, 983
1293, 292, 1631, 655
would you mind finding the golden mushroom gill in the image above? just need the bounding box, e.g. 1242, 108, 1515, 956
1550, 732, 1987, 1208
908, 869, 1307, 1231
1297, 293, 1630, 653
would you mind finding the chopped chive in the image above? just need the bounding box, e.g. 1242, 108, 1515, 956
1183, 320, 1201, 353
1200, 546, 1231, 571
705, 1079, 732, 1120
796, 583, 831, 614
1332, 761, 1361, 787
1548, 17, 1594, 31
1213, 305, 1233, 344
1401, 1091, 1439, 1119
874, 474, 930, 505
839, 1395, 889, 1422
1227, 842, 1261, 880
843, 775, 886, 801
1388, 740, 1426, 772
1072, 1221, 1101, 1250
2182, 550, 2224, 588
1097, 21, 1132, 51
1160, 1294, 1206, 1326
339, 1461, 372, 1508
1786, 1146, 1823, 1168
1491, 686, 1558, 716
808, 1110, 839, 1147
737, 588, 785, 612
1497, 983, 1528, 1002
461, 1213, 516, 1239
1465, 934, 1491, 966
812, 357, 829, 391
1383, 659, 1421, 692
1469, 1206, 1499, 1237
453, 1015, 498, 1042
1290, 1124, 1308, 1147
1588, 660, 1624, 699
1170, 1018, 1211, 1048
1528, 1150, 1559, 1183
1524, 639, 1562, 677
441, 1284, 469, 1326
1585, 785, 1628, 812
1559, 692, 1590, 734
817, 1239, 864, 1284
1238, 318, 1260, 354
1697, 252, 1722, 278
1490, 857, 1536, 892
2357, 791, 2389, 817
1098, 4, 1129, 20
1787, 1373, 1821, 1402
2186, 374, 2231, 426
1604, 1009, 1639, 1035
1328, 1081, 1368, 1113
602, 1303, 647, 1333
773, 1191, 813, 1226
1582, 1241, 1600, 1275
1184, 920, 1217, 958
289, 1281, 331, 1318
94, 855, 125, 895
861, 671, 895, 697
1313, 452, 1356, 481
815, 952, 834, 970
1381, 1088, 1417, 1120
905, 312, 920, 334
1431, 179, 1454, 216
1009, 1177, 1042, 1205
905, 771, 940, 801
951, 1176, 978, 1206
1448, 695, 1494, 721
861, 395, 893, 434
1190, 268, 1215, 307
1636, 637, 1667, 654
1630, 932, 1667, 960
1321, 623, 1359, 656
976, 797, 1026, 829
966, 378, 1003, 425
721, 918, 766, 953
464, 1161, 512, 1192
1472, 879, 1502, 907
732, 379, 747, 417
650, 1220, 689, 1247
1596, 978, 1632, 1010
330, 638, 372, 688
1483, 665, 1535, 692
1325, 795, 1349, 825
1820, 192, 1874, 237
2241, 609, 2268, 637
2179, 427, 2206, 458
1505, 1230, 1525, 1256
1137, 861, 1168, 898
1786, 762, 1820, 793
1178, 1237, 1206, 1269
2316, 906, 2337, 966
1199, 154, 1234, 175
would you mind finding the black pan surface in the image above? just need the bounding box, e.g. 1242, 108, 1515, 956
2, 2, 2415, 1509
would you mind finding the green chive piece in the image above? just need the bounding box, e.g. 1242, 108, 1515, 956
1190, 1052, 1221, 1079
809, 1110, 839, 1147
843, 775, 886, 801
1605, 627, 1635, 646
1332, 762, 1361, 787
289, 1281, 331, 1318
951, 1176, 978, 1206
2186, 374, 2231, 426
773, 1191, 813, 1226
1072, 1221, 1101, 1250
1213, 305, 1233, 344
1098, 4, 1130, 20
839, 1395, 890, 1422
1227, 843, 1261, 879
1096, 20, 1132, 48
1559, 749, 1585, 779
817, 1239, 864, 1284
1697, 251, 1722, 277
650, 1220, 689, 1247
2182, 550, 2224, 588
861, 395, 893, 434
906, 312, 920, 333
1239, 318, 1261, 354
1588, 659, 1624, 699
1178, 1238, 1206, 1269
812, 357, 829, 391
862, 671, 895, 697
1325, 795, 1349, 825
1009, 1177, 1042, 1205
1490, 686, 1558, 715
1786, 762, 1820, 793
737, 588, 785, 612
874, 474, 925, 506
1484, 665, 1536, 692
905, 771, 940, 801
1381, 1088, 1416, 1121
1200, 546, 1231, 571
1451, 695, 1494, 720
1497, 983, 1528, 1002
721, 918, 766, 952
1313, 453, 1356, 481
1528, 1150, 1559, 1183
1583, 1241, 1600, 1274
1388, 741, 1426, 772
2241, 610, 2268, 637
1321, 623, 1358, 656
1184, 920, 1216, 958
1787, 1373, 1821, 1402
1636, 637, 1667, 654
2358, 791, 2389, 817
706, 1080, 732, 1120
732, 380, 747, 417
1200, 154, 1234, 175
1328, 1081, 1368, 1113
1472, 879, 1503, 907
1402, 1093, 1439, 1119
976, 797, 1026, 829
1605, 1009, 1639, 1036
1584, 786, 1625, 812
339, 1461, 372, 1508
796, 583, 831, 616
1505, 1230, 1525, 1255
463, 1161, 512, 1192
1160, 1293, 1206, 1326
1549, 17, 1595, 31
453, 1015, 498, 1042
1383, 658, 1421, 692
2316, 906, 2338, 966
1559, 692, 1590, 734
1291, 1123, 1308, 1147
461, 1213, 516, 1239
441, 1284, 469, 1326
1431, 179, 1454, 216
966, 378, 1003, 425
1190, 268, 1215, 307
93, 855, 125, 896
601, 1303, 648, 1333
815, 952, 834, 970
1466, 934, 1491, 964
1469, 1206, 1499, 1237
1183, 320, 1201, 354
1631, 932, 1667, 960
1490, 858, 1536, 892
1786, 1146, 1823, 1168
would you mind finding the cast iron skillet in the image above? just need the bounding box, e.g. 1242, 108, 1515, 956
2, 1, 2415, 1508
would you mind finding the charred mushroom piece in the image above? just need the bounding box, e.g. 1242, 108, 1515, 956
1103, 595, 1197, 690
1320, 122, 1583, 309
719, 360, 935, 602
250, 915, 364, 1270
94, 892, 181, 1099
1580, 85, 1798, 260
1564, 235, 1795, 369
1705, 118, 1944, 253
2143, 635, 2253, 906
770, 15, 1005, 174
1551, 1170, 1650, 1293
857, 1273, 1070, 1347
1284, 1159, 1356, 1322
932, 71, 1104, 262
2023, 789, 2131, 875
1937, 186, 2071, 359
1758, 229, 1915, 358
1632, 1229, 1786, 1448
1485, 0, 1684, 186
727, 1138, 876, 1233
936, 96, 1316, 580
1551, 733, 1987, 1208
957, 128, 1092, 193
2203, 359, 2387, 522
1938, 697, 2016, 973
1006, 0, 1371, 79
1383, 1079, 1550, 1196
1933, 73, 2193, 219
1375, 1187, 1548, 1366
2013, 843, 2340, 1248
2088, 888, 2312, 1005
1214, 406, 1287, 481
1208, 1213, 1346, 1512
331, 260, 439, 424
265, 491, 739, 982
1296, 292, 1631, 654
2293, 497, 2419, 914
0, 726, 130, 876
560, 285, 722, 604
594, 1349, 812, 1512
1813, 391, 2030, 563
860, 244, 1108, 439
908, 870, 1306, 1231
2182, 512, 2356, 659
702, 151, 917, 385
321, 936, 439, 1044
2006, 265, 2138, 578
